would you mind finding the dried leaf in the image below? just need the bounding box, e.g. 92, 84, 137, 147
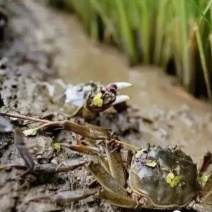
146, 160, 157, 167
23, 128, 38, 136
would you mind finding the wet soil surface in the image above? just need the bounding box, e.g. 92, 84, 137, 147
0, 0, 211, 212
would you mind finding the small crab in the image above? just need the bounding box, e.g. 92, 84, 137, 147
63, 81, 131, 119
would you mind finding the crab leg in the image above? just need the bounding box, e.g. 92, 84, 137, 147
202, 173, 212, 206
198, 151, 212, 209
105, 140, 126, 186
87, 161, 138, 208
62, 121, 111, 140
25, 120, 111, 140
202, 166, 212, 206
87, 161, 127, 196
98, 189, 138, 208
199, 152, 212, 195
61, 122, 138, 150
199, 151, 212, 177
98, 155, 110, 173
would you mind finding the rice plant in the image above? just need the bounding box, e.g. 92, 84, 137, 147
49, 0, 212, 100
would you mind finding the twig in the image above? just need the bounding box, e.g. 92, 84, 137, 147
0, 164, 26, 171
0, 112, 140, 150
0, 112, 51, 124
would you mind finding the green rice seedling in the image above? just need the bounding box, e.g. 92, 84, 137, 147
50, 0, 212, 99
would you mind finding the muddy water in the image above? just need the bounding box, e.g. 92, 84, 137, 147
54, 12, 212, 165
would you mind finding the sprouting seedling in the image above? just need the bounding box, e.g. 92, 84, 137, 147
0, 116, 35, 175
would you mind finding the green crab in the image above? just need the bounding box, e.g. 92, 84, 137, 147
63, 81, 132, 119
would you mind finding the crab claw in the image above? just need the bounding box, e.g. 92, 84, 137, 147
109, 82, 132, 90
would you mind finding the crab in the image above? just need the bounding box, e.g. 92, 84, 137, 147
84, 141, 212, 211
9, 118, 211, 212
63, 81, 132, 119
55, 133, 211, 212
0, 91, 211, 211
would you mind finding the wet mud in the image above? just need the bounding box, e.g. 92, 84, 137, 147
0, 0, 211, 212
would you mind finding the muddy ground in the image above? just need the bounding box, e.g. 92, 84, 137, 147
0, 0, 211, 212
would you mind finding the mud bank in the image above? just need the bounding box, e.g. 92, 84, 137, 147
0, 1, 211, 212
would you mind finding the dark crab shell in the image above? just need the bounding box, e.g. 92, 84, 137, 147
129, 145, 199, 209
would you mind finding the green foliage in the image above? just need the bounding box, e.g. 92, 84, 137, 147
50, 0, 212, 99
